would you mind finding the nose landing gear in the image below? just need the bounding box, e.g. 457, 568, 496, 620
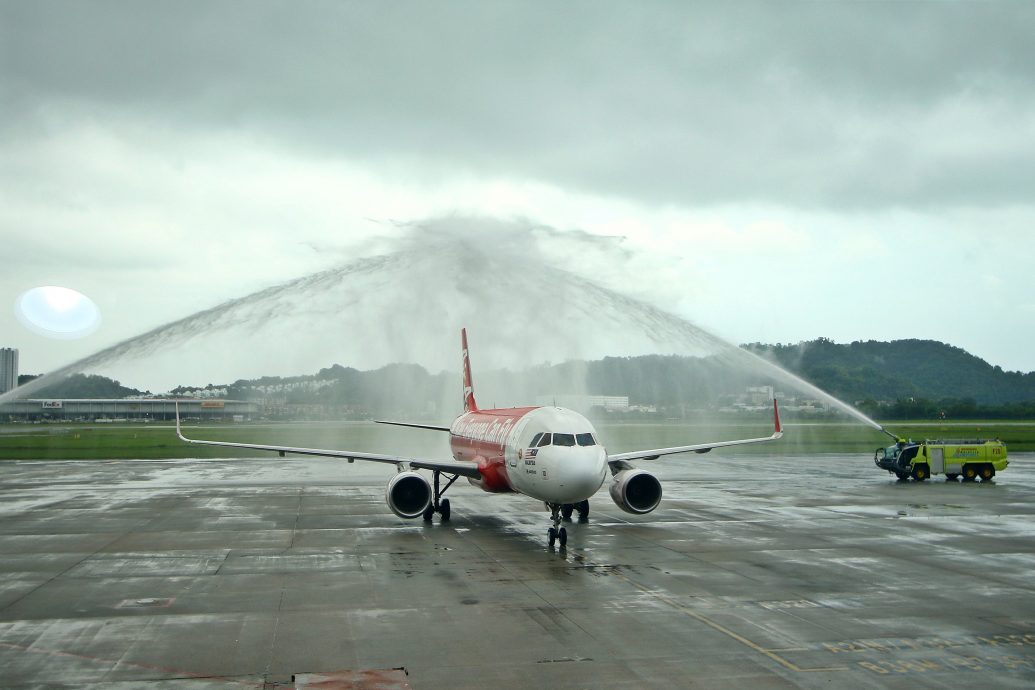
546, 500, 592, 546
546, 503, 567, 548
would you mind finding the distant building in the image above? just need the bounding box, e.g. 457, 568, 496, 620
0, 398, 257, 422
0, 348, 17, 395
535, 394, 629, 412
746, 385, 775, 405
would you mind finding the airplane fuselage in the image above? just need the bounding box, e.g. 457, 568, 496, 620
449, 406, 609, 504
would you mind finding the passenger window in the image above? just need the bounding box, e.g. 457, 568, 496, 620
576, 433, 595, 446
529, 432, 544, 448
537, 433, 552, 447
553, 433, 576, 447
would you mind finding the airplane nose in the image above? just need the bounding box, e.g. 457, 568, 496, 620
555, 448, 608, 500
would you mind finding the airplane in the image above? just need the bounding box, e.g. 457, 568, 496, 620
176, 329, 783, 547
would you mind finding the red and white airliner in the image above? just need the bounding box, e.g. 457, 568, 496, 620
176, 329, 783, 547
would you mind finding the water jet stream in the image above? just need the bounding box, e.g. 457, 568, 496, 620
1, 217, 886, 436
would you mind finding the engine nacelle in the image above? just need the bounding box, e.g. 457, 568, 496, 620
609, 469, 662, 514
385, 471, 432, 519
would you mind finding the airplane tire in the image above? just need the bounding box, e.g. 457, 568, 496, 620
548, 527, 557, 547
440, 499, 451, 521
577, 500, 589, 520
561, 504, 574, 520
558, 527, 567, 548
422, 505, 434, 522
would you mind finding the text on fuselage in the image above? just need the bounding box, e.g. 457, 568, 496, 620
452, 416, 515, 445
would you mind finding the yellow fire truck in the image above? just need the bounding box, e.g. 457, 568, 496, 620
874, 437, 1008, 481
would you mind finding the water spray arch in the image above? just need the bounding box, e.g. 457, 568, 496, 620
1, 217, 885, 434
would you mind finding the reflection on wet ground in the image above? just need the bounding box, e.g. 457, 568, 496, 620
1, 453, 1034, 688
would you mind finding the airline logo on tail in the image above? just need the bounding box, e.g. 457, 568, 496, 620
461, 328, 478, 412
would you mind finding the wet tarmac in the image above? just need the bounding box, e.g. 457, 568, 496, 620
2, 452, 1034, 688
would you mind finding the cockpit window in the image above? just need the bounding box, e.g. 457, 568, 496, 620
552, 433, 576, 447
576, 433, 595, 446
529, 432, 544, 448
536, 433, 552, 447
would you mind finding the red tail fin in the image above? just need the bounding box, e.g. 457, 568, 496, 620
461, 328, 478, 412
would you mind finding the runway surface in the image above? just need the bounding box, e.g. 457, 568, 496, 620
2, 452, 1034, 688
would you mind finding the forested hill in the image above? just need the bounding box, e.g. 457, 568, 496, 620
27, 373, 149, 400
743, 338, 1035, 405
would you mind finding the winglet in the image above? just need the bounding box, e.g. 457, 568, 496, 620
461, 328, 478, 412
773, 398, 783, 437
174, 400, 187, 441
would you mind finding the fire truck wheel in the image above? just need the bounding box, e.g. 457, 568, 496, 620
911, 465, 929, 481
894, 471, 909, 481
962, 466, 977, 481
979, 465, 995, 480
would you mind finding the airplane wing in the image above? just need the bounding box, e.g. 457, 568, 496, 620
174, 403, 481, 479
607, 399, 783, 466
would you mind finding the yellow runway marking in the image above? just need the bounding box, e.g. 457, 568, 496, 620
611, 570, 849, 673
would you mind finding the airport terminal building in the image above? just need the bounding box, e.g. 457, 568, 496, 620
0, 399, 258, 423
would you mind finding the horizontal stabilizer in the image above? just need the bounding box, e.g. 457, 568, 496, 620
375, 420, 451, 432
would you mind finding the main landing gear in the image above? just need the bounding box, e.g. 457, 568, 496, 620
561, 500, 590, 522
423, 470, 458, 522
546, 500, 590, 548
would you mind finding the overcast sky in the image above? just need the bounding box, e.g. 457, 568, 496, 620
3, 1, 1035, 384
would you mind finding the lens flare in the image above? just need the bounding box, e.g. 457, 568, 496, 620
15, 286, 101, 339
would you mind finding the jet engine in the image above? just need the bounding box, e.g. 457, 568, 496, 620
609, 469, 663, 514
385, 471, 432, 519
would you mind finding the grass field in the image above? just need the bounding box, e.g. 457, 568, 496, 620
1, 419, 1033, 460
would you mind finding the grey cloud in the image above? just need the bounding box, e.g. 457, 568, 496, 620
2, 1, 1034, 208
